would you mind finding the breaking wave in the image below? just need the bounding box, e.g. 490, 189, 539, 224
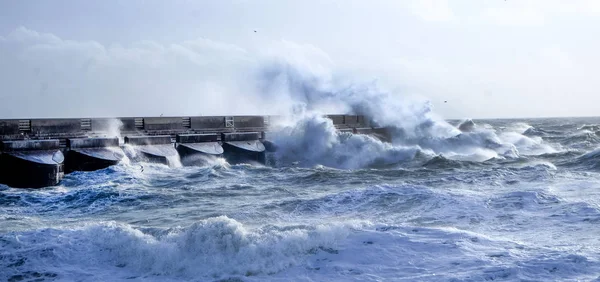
0, 217, 350, 281
255, 61, 562, 169
267, 111, 559, 169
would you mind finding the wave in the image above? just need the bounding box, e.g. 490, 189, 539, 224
522, 125, 564, 137
260, 60, 571, 168
271, 184, 450, 217
578, 124, 600, 132
269, 114, 422, 169
0, 217, 350, 281
5, 216, 598, 281
559, 130, 600, 149
421, 155, 484, 169
487, 190, 561, 212
561, 147, 600, 170
266, 111, 567, 169
257, 61, 537, 168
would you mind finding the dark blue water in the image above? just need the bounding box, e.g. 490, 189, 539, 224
2, 117, 600, 281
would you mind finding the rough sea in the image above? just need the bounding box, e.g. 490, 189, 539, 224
2, 116, 600, 281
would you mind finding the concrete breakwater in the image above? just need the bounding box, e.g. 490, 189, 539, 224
0, 115, 389, 188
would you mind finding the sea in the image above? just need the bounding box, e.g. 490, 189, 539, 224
2, 115, 600, 281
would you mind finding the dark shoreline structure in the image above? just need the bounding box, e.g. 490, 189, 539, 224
65, 137, 123, 173
221, 132, 266, 164
176, 133, 223, 166
0, 140, 64, 188
124, 135, 177, 165
0, 115, 386, 188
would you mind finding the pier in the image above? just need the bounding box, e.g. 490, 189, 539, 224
0, 115, 387, 188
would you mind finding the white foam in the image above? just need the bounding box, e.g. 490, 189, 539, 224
508, 122, 534, 134
0, 217, 350, 281
255, 59, 561, 166
499, 131, 558, 156
165, 155, 182, 168
270, 113, 420, 169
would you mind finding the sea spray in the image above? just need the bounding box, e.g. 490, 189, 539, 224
268, 111, 421, 169
255, 56, 560, 164
165, 155, 182, 168
104, 118, 125, 143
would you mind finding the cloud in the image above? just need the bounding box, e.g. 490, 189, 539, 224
0, 27, 369, 119
478, 0, 600, 27
0, 27, 272, 118
539, 47, 574, 69
408, 0, 455, 22
552, 0, 600, 17
481, 6, 545, 27
6, 26, 63, 43
1, 19, 599, 121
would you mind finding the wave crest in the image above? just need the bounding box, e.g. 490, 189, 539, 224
0, 217, 349, 280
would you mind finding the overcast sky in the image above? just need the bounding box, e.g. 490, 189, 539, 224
1, 0, 599, 119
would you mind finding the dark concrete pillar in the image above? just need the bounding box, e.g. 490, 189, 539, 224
175, 134, 223, 166
221, 132, 266, 164
0, 140, 64, 188
65, 137, 124, 173
124, 135, 178, 165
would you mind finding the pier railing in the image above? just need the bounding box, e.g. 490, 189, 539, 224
0, 115, 372, 143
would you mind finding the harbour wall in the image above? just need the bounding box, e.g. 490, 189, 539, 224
0, 115, 386, 188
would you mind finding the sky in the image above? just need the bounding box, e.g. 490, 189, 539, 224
0, 0, 599, 119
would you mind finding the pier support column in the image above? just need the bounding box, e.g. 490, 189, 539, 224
176, 134, 223, 166
221, 132, 266, 164
0, 140, 64, 188
124, 135, 178, 165
65, 137, 124, 173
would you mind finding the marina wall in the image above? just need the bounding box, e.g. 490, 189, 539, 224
0, 115, 388, 188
